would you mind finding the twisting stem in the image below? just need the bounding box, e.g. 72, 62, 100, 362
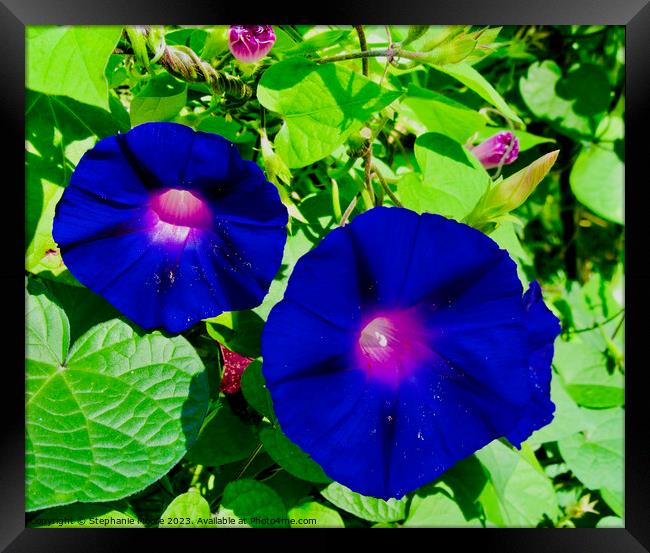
372, 164, 403, 207
354, 25, 369, 77
126, 26, 252, 100
340, 193, 360, 226
317, 49, 391, 64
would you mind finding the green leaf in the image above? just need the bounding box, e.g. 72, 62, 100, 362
404, 487, 481, 527
186, 400, 258, 466
597, 516, 624, 528
570, 142, 624, 225
32, 279, 120, 344
240, 360, 275, 420
220, 479, 289, 527
435, 454, 488, 522
29, 502, 142, 528
205, 309, 265, 358
558, 408, 623, 498
320, 482, 407, 523
400, 84, 486, 143
554, 335, 624, 409
130, 74, 188, 127
285, 29, 352, 55
252, 230, 314, 321
435, 63, 523, 124
600, 488, 624, 517
159, 489, 215, 528
26, 90, 128, 283
257, 57, 400, 168
27, 26, 123, 110
519, 61, 610, 140
260, 425, 331, 483
476, 440, 558, 527
288, 501, 345, 528
26, 287, 209, 511
197, 116, 256, 144
398, 132, 490, 219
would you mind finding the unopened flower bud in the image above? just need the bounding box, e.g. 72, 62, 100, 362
469, 131, 520, 169
228, 25, 276, 63
219, 343, 253, 394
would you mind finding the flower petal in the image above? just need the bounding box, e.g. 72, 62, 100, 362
263, 207, 558, 499
54, 122, 288, 332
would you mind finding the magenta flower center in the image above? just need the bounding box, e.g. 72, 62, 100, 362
151, 189, 212, 229
356, 310, 434, 385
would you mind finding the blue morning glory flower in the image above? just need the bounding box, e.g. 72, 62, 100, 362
262, 207, 560, 500
53, 122, 288, 333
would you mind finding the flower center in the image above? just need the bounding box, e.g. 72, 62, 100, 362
151, 189, 212, 228
356, 310, 435, 384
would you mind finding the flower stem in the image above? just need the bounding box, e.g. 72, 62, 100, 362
372, 164, 403, 207
317, 49, 392, 64
354, 25, 369, 77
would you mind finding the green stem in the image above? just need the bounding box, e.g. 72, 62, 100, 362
373, 164, 403, 207
236, 443, 263, 480
354, 25, 369, 76
317, 49, 391, 64
331, 178, 342, 220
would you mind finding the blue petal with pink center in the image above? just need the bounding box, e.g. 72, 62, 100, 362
53, 122, 288, 333
262, 207, 560, 499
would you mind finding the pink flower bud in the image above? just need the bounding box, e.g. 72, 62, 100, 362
228, 25, 276, 63
469, 131, 520, 169
219, 344, 253, 394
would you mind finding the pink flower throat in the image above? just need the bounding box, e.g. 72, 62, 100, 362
356, 310, 434, 385
151, 189, 212, 229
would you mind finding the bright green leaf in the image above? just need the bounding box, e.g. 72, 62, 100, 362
288, 501, 345, 528
27, 26, 123, 110
220, 479, 289, 527
26, 287, 209, 511
257, 57, 400, 168
399, 132, 490, 219
570, 142, 624, 225
159, 489, 215, 528
400, 84, 486, 143
130, 74, 188, 127
320, 482, 407, 523
476, 440, 558, 527
520, 61, 610, 140
558, 408, 623, 498
404, 487, 481, 527
597, 516, 624, 528
554, 335, 624, 408
436, 63, 523, 124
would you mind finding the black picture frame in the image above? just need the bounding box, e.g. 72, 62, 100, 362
4, 1, 649, 548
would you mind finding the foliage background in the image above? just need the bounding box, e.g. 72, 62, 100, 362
25, 25, 624, 528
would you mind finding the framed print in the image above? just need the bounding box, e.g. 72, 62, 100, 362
3, 0, 649, 548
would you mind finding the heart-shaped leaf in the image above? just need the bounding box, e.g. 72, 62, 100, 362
26, 286, 209, 511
